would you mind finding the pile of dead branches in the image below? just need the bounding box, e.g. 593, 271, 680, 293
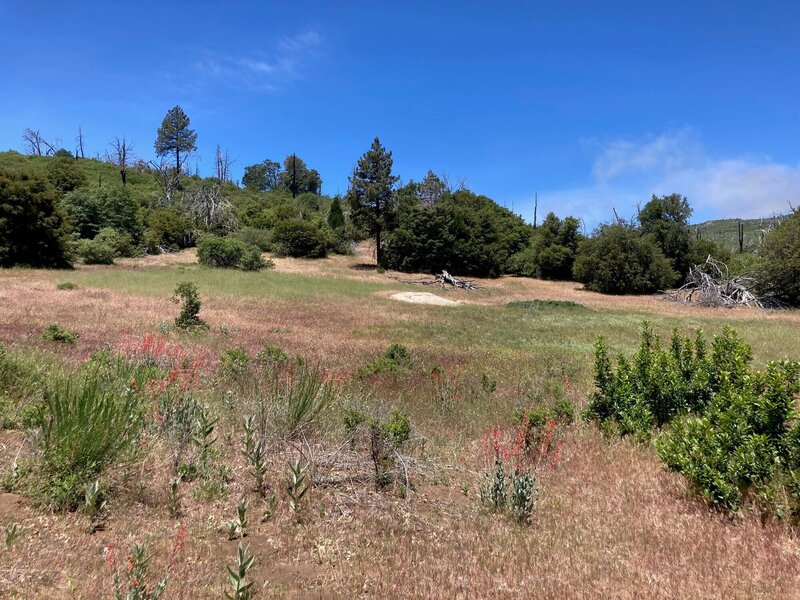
669, 256, 765, 308
392, 270, 482, 290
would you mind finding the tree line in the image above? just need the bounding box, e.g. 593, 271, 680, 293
2, 105, 799, 306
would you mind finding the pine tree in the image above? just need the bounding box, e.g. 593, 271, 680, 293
154, 106, 197, 173
327, 197, 345, 229
346, 137, 399, 266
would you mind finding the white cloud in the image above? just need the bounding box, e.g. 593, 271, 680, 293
194, 30, 323, 91
544, 130, 800, 228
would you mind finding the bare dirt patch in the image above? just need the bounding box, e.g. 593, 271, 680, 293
390, 292, 461, 306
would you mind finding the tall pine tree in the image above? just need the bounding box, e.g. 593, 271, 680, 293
154, 105, 197, 173
346, 137, 399, 266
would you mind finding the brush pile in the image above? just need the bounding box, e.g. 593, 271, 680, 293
669, 256, 765, 308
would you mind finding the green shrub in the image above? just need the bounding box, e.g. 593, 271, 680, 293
357, 343, 412, 377
144, 209, 192, 252
46, 157, 86, 192
220, 348, 249, 377
239, 247, 273, 272
573, 223, 676, 294
369, 410, 412, 488
172, 282, 208, 330
657, 361, 800, 515
42, 324, 79, 344
35, 377, 140, 509
272, 220, 329, 258
76, 236, 115, 265
257, 346, 288, 364
506, 213, 582, 280
197, 236, 246, 268
232, 227, 272, 252
57, 281, 77, 290
759, 211, 800, 306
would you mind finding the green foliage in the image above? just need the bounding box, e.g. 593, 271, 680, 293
279, 362, 336, 438
242, 159, 280, 192
240, 246, 272, 272
657, 361, 800, 515
76, 227, 136, 264
154, 105, 197, 170
197, 236, 246, 267
357, 343, 412, 377
36, 377, 139, 510
278, 154, 322, 196
172, 281, 207, 330
346, 137, 400, 266
0, 169, 71, 267
369, 410, 412, 488
257, 346, 288, 364
759, 210, 800, 306
47, 157, 86, 192
384, 190, 531, 277
225, 543, 256, 600
286, 460, 310, 515
573, 223, 676, 294
231, 227, 272, 252
271, 219, 329, 258
112, 542, 172, 600
61, 186, 141, 241
507, 299, 587, 312
144, 209, 192, 252
638, 194, 693, 285
327, 196, 345, 230
57, 281, 77, 290
220, 348, 250, 378
42, 324, 79, 344
507, 213, 582, 280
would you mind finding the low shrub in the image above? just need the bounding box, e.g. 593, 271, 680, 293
232, 227, 272, 252
240, 247, 273, 272
220, 348, 249, 378
172, 282, 208, 330
507, 299, 587, 311
197, 237, 246, 268
35, 377, 140, 510
357, 343, 412, 377
272, 220, 329, 258
257, 346, 288, 364
42, 324, 79, 344
56, 281, 77, 290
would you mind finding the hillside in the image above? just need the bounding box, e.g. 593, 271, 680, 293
693, 216, 785, 254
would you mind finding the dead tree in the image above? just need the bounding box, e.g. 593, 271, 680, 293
184, 182, 238, 233
149, 157, 183, 205
107, 136, 135, 185
669, 256, 765, 308
75, 127, 86, 159
214, 145, 235, 182
22, 128, 58, 156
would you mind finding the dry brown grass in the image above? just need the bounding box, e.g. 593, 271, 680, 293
1, 254, 800, 598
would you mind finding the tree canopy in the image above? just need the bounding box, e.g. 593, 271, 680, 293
154, 105, 197, 172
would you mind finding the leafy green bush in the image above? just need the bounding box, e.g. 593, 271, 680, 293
57, 281, 77, 290
144, 209, 192, 253
35, 377, 140, 509
357, 343, 412, 377
507, 213, 582, 280
61, 187, 141, 241
42, 324, 79, 344
759, 211, 800, 306
172, 282, 208, 330
239, 246, 273, 272
220, 348, 249, 377
657, 361, 800, 515
0, 169, 71, 268
231, 227, 272, 252
272, 220, 329, 258
257, 346, 288, 364
573, 223, 676, 294
46, 157, 86, 192
197, 236, 246, 267
76, 227, 135, 264
369, 410, 412, 488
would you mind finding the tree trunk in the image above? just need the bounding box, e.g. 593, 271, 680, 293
376, 227, 383, 266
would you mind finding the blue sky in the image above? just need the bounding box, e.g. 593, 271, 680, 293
1, 1, 799, 228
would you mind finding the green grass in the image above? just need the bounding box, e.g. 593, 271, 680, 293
51, 265, 397, 303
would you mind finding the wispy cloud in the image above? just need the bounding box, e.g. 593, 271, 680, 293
194, 30, 323, 91
542, 129, 800, 228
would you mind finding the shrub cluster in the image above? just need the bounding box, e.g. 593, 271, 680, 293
197, 237, 273, 271
588, 322, 800, 518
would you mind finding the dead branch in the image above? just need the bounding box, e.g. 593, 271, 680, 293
667, 255, 766, 309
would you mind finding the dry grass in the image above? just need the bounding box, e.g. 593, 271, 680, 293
1, 252, 800, 598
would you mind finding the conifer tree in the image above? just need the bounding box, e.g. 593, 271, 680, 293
154, 106, 197, 173
346, 137, 399, 266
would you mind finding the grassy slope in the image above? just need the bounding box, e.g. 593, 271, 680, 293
2, 254, 800, 597
693, 216, 786, 254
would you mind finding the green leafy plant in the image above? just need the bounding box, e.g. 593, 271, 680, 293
167, 477, 182, 518
225, 543, 255, 600
83, 480, 107, 532
36, 377, 139, 510
228, 498, 248, 540
357, 343, 412, 377
287, 459, 310, 516
220, 348, 250, 378
241, 416, 267, 497
111, 542, 175, 600
257, 345, 288, 364
56, 281, 77, 290
369, 410, 412, 489
172, 281, 208, 330
192, 405, 218, 467
42, 324, 79, 344
4, 522, 21, 549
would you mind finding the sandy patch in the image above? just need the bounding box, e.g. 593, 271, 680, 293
391, 292, 460, 306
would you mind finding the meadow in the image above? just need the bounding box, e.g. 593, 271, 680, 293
1, 247, 799, 598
